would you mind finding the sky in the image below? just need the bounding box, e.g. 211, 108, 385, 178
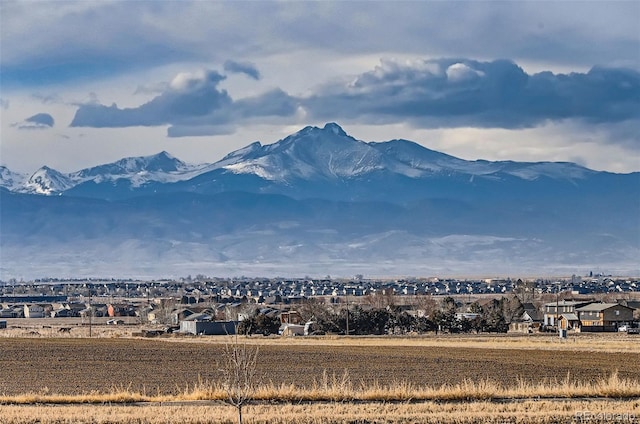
1, 1, 639, 175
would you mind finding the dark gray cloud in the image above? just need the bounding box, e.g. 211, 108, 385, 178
3, 2, 638, 88
17, 113, 55, 130
223, 60, 261, 80
14, 112, 55, 129
303, 59, 640, 129
26, 113, 54, 127
71, 70, 232, 128
70, 69, 298, 136
68, 59, 640, 138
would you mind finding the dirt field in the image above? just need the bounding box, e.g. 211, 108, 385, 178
1, 335, 639, 396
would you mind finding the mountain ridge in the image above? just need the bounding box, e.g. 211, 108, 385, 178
1, 123, 631, 201
1, 123, 638, 278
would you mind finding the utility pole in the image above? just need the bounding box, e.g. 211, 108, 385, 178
88, 288, 92, 338
556, 282, 561, 337
345, 292, 349, 336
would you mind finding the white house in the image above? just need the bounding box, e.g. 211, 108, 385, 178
24, 304, 46, 318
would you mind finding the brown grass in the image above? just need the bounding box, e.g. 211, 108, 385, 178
1, 370, 638, 405
1, 399, 639, 423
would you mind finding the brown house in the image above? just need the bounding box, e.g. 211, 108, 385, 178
576, 303, 635, 332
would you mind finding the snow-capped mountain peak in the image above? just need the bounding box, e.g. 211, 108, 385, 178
1, 123, 620, 198
23, 166, 73, 195
0, 166, 28, 191
219, 123, 387, 181
74, 151, 187, 180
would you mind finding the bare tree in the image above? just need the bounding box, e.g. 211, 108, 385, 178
218, 334, 260, 424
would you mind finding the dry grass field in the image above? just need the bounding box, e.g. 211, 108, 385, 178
1, 400, 639, 424
1, 327, 639, 422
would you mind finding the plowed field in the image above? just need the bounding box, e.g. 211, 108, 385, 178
1, 337, 639, 395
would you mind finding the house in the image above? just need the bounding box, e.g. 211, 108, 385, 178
107, 303, 136, 317
0, 307, 20, 318
170, 308, 195, 325
509, 303, 542, 333
520, 303, 540, 320
24, 304, 46, 318
576, 303, 635, 332
51, 308, 74, 318
543, 300, 593, 328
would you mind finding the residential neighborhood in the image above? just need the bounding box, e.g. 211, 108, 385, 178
0, 275, 638, 336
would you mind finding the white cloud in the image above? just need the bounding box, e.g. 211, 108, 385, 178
446, 63, 484, 82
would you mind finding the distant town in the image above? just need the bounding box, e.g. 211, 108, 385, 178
1, 273, 639, 337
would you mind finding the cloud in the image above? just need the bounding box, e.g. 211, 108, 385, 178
445, 63, 484, 83
133, 82, 169, 96
68, 59, 640, 139
223, 60, 261, 80
0, 98, 9, 110
303, 58, 640, 129
3, 2, 639, 89
13, 112, 55, 129
70, 69, 298, 136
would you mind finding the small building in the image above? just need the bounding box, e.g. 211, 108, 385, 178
558, 313, 580, 331
280, 310, 302, 325
576, 303, 635, 332
0, 320, 6, 329
280, 323, 305, 337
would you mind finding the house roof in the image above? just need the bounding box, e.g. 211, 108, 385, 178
522, 310, 541, 321
182, 312, 212, 321
560, 313, 579, 321
576, 303, 631, 312
543, 300, 588, 307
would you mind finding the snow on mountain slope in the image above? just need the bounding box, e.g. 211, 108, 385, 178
1, 123, 613, 197
369, 138, 594, 181
22, 166, 74, 195
219, 123, 388, 181
0, 166, 28, 191
369, 139, 474, 176
70, 151, 210, 187
13, 152, 213, 195
494, 161, 594, 181
215, 123, 597, 184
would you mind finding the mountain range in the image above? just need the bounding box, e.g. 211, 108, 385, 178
1, 123, 638, 279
